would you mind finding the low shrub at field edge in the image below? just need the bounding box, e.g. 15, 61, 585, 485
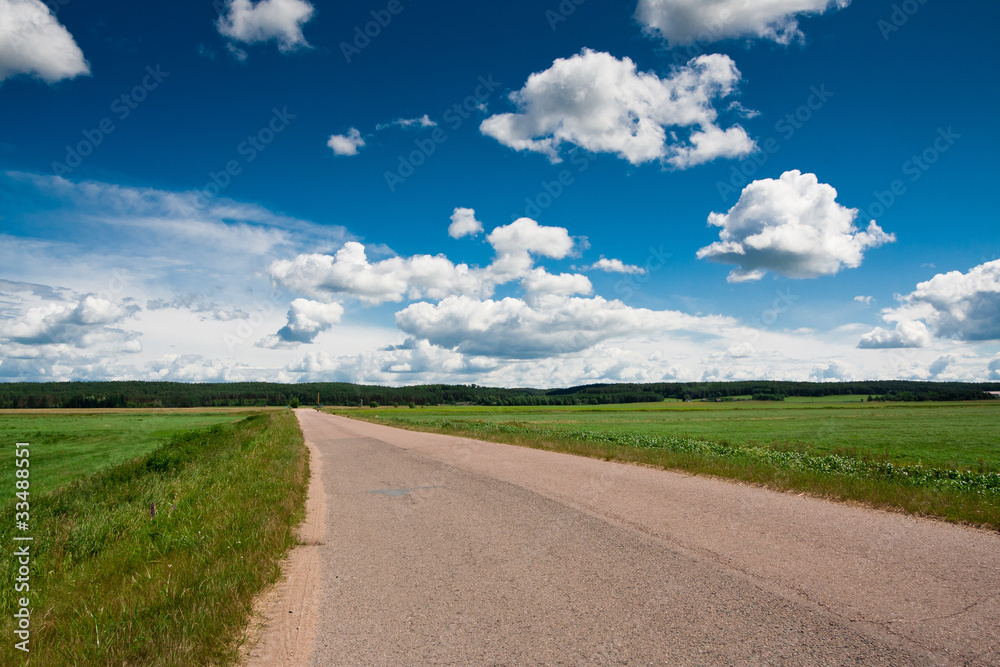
0, 411, 308, 666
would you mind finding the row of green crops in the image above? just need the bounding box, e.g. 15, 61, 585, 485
437, 419, 1000, 497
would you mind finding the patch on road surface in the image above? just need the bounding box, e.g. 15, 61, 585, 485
367, 485, 443, 497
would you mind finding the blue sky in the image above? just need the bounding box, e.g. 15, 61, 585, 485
1, 0, 998, 385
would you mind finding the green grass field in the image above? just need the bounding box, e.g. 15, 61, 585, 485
337, 400, 1000, 527
351, 401, 1000, 470
0, 411, 246, 503
0, 410, 307, 665
783, 394, 874, 403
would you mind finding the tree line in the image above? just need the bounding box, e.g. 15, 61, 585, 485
0, 379, 996, 409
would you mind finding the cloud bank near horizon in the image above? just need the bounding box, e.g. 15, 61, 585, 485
2, 173, 996, 386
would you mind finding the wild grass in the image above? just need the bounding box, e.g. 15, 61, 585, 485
337, 403, 1000, 529
0, 411, 308, 665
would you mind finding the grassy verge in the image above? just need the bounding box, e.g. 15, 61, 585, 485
0, 411, 308, 665
340, 411, 1000, 529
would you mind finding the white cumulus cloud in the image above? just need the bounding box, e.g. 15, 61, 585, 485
928, 355, 954, 379
395, 294, 734, 359
636, 0, 851, 46
697, 170, 894, 282
521, 269, 593, 299
857, 321, 931, 349
376, 114, 437, 130
866, 260, 1000, 344
216, 0, 315, 53
327, 128, 366, 156
584, 257, 647, 275
810, 359, 856, 382
268, 242, 485, 305
259, 298, 344, 347
725, 342, 755, 358
448, 207, 484, 239
485, 217, 580, 285
480, 50, 755, 168
147, 354, 249, 382
269, 216, 585, 306
0, 0, 89, 84
0, 282, 141, 364
989, 355, 1000, 380
486, 217, 576, 259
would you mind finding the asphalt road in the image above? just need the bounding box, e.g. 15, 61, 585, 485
248, 410, 1000, 666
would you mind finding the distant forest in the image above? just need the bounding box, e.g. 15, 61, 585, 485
1, 380, 998, 409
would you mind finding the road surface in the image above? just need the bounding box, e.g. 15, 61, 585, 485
246, 409, 1000, 666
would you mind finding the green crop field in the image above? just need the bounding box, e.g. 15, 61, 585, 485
337, 400, 1000, 527
0, 411, 247, 503
351, 401, 1000, 469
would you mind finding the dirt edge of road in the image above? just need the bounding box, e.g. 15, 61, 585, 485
240, 410, 326, 666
